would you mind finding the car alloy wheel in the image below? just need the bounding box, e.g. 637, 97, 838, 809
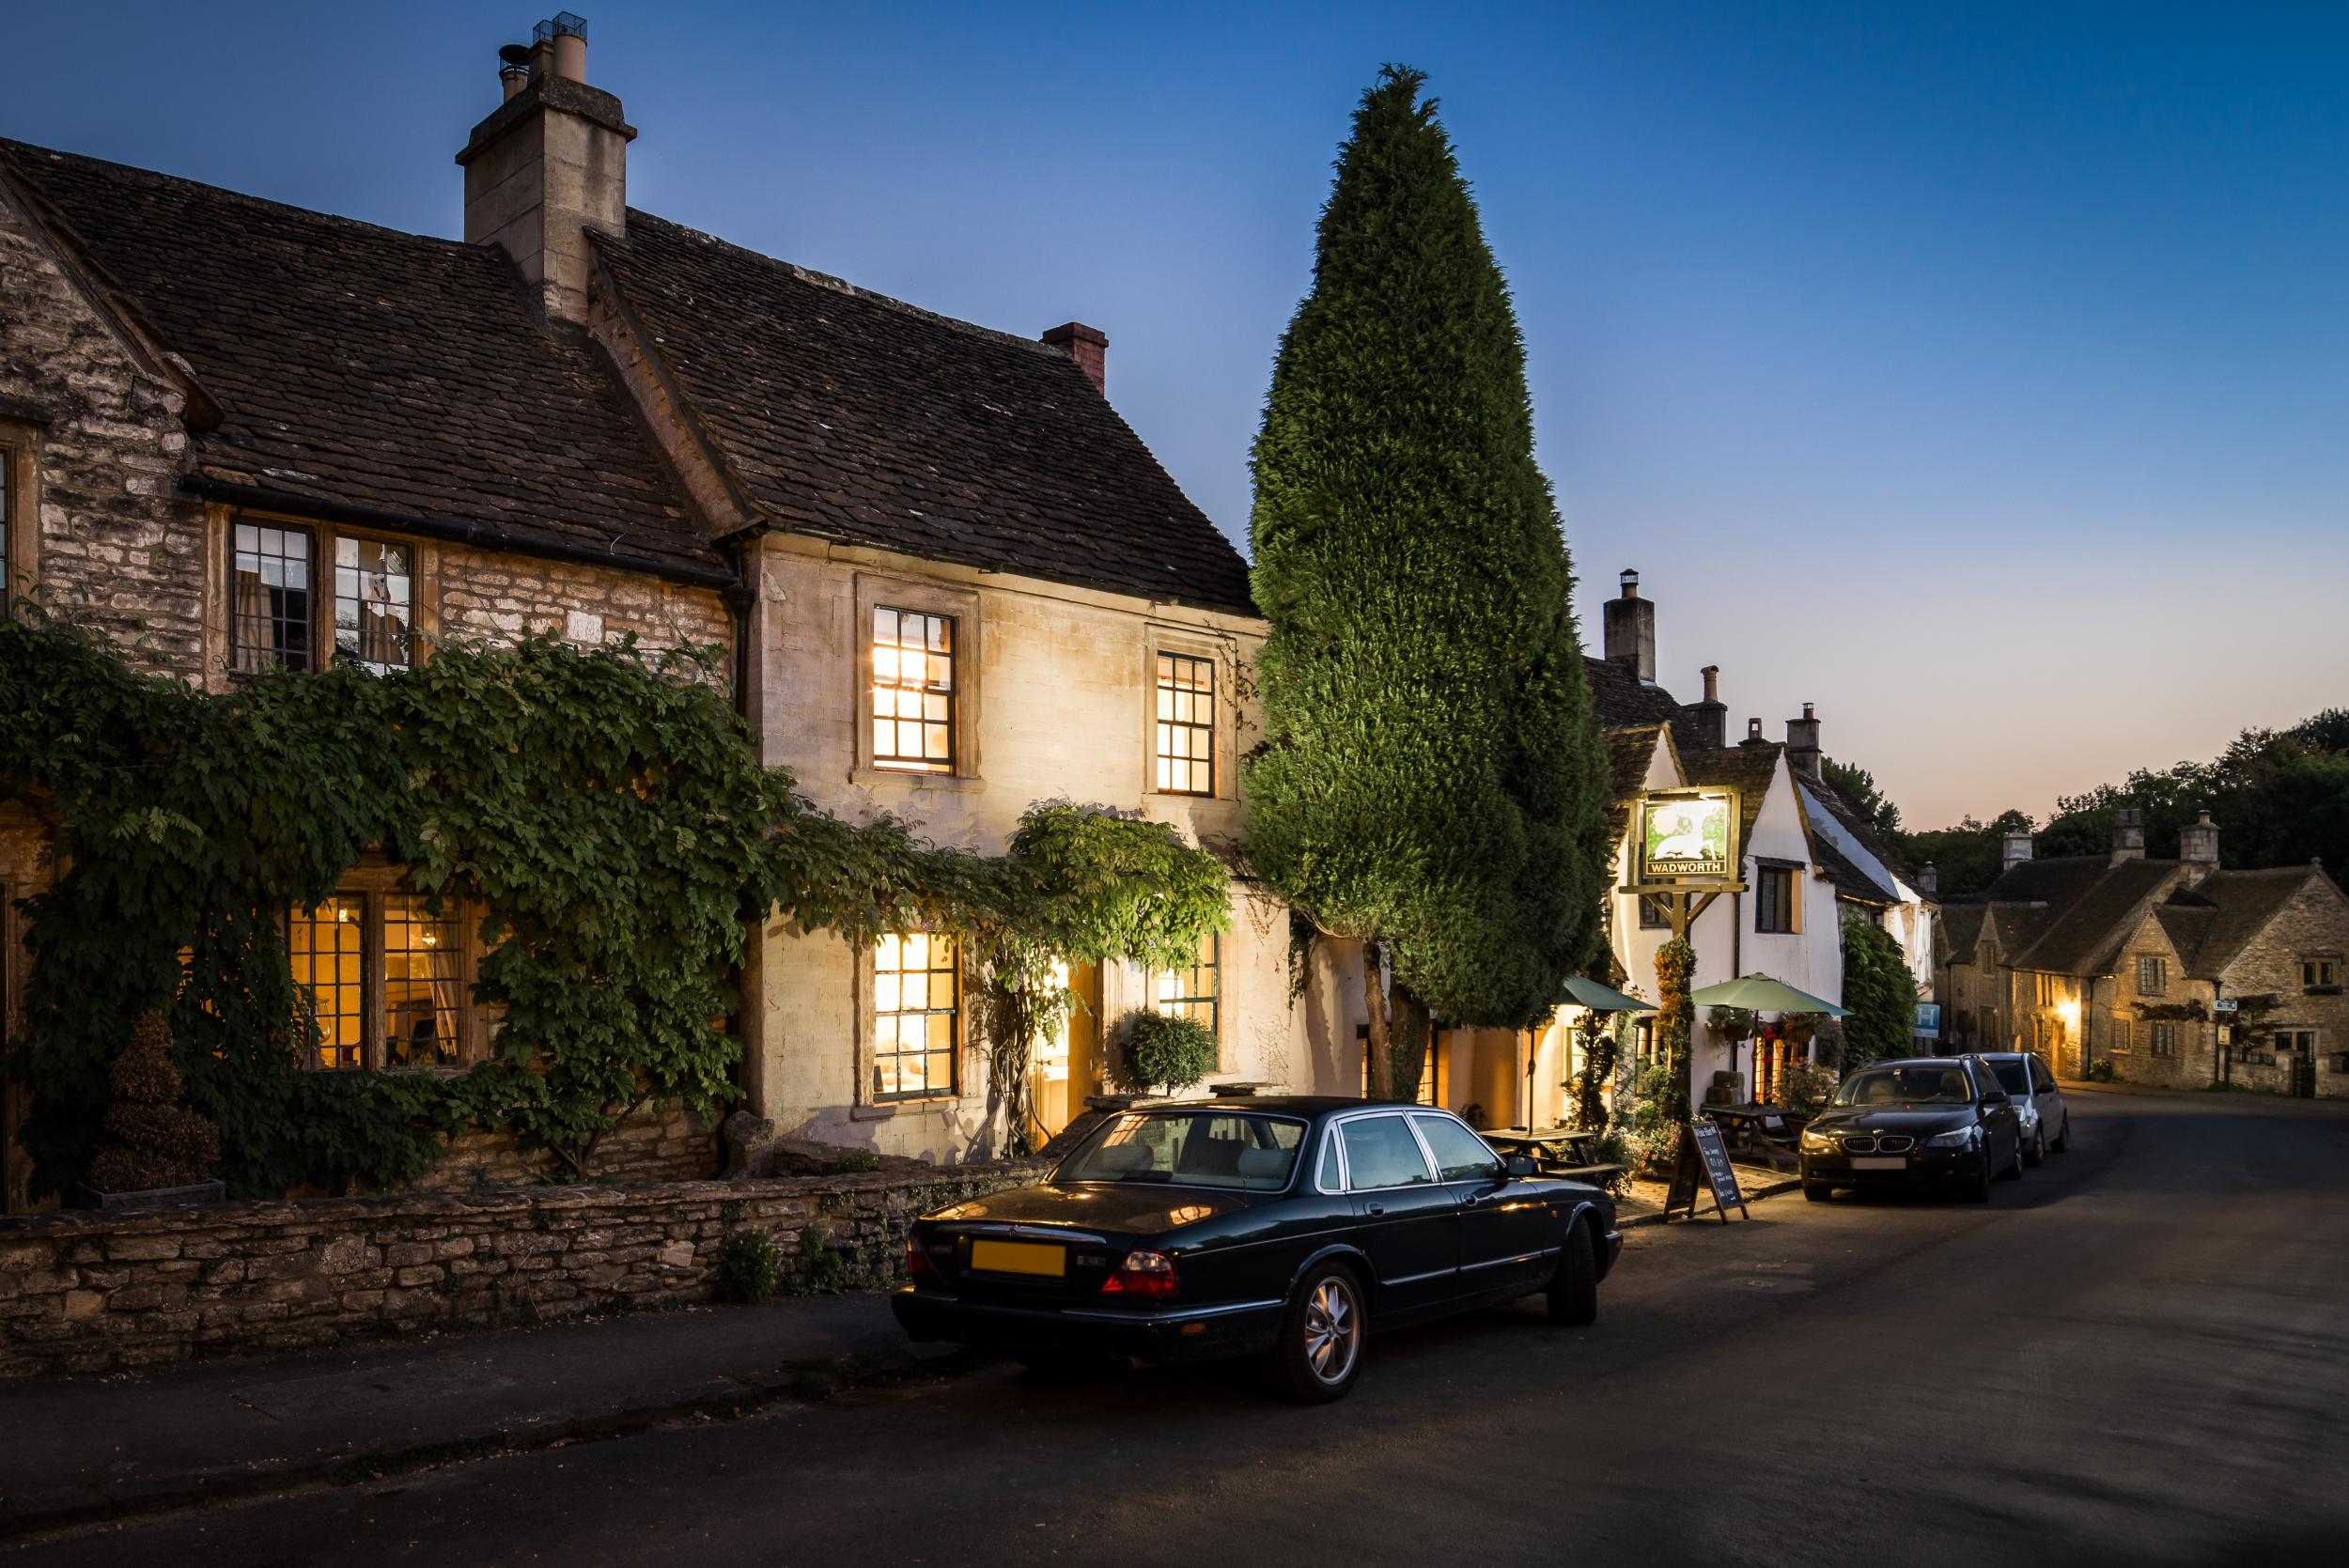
2025, 1129, 2046, 1168
1269, 1263, 1366, 1404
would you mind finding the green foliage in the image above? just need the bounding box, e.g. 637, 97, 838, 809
1821, 757, 1902, 838
1707, 1005, 1755, 1042
713, 1228, 782, 1305
1568, 1012, 1620, 1132
2087, 1058, 2118, 1083
1243, 64, 1610, 1033
791, 1226, 853, 1296
1621, 1062, 1682, 1175
1653, 939, 1696, 1122
1, 617, 1227, 1197
1902, 808, 2036, 898
1774, 1059, 1839, 1118
1840, 917, 1921, 1065
1113, 1010, 1219, 1094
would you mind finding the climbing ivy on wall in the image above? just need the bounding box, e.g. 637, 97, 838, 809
0, 617, 1227, 1198
1653, 938, 1696, 1124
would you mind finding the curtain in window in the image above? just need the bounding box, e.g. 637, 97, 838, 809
383, 893, 462, 1067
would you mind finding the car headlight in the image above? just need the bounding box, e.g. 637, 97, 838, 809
1922, 1127, 1977, 1149
1799, 1128, 1837, 1152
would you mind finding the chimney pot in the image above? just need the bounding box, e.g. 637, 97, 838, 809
1701, 665, 1719, 703
537, 12, 590, 82
1741, 717, 1766, 746
1619, 568, 1640, 599
1784, 705, 1823, 781
1688, 665, 1726, 749
1041, 322, 1108, 394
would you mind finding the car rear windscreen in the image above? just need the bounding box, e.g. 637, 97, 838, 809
1055, 1111, 1305, 1190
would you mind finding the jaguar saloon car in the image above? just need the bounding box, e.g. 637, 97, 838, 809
891, 1097, 1621, 1403
1797, 1055, 2026, 1203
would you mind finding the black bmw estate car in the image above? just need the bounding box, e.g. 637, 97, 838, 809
1797, 1055, 2026, 1203
891, 1097, 1621, 1402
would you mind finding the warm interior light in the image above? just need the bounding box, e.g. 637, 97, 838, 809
2056, 999, 2081, 1029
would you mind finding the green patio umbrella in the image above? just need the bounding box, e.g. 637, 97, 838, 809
1687, 973, 1849, 1017
1559, 975, 1658, 1014
1523, 978, 1658, 1131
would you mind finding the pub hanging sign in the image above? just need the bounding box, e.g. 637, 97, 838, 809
1632, 787, 1742, 891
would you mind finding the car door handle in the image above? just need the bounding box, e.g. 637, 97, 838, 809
1366, 1203, 1386, 1216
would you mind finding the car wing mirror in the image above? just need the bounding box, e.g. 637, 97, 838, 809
1981, 1091, 2011, 1109
1501, 1154, 1539, 1178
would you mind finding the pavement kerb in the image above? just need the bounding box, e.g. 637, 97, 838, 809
0, 1329, 971, 1545
1617, 1166, 1801, 1230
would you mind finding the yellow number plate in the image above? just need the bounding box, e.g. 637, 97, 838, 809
970, 1239, 1066, 1278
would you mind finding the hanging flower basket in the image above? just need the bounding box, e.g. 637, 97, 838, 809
1783, 1014, 1818, 1047
1709, 1006, 1755, 1043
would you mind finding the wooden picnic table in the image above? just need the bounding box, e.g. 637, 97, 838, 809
1478, 1126, 1625, 1186
1703, 1103, 1799, 1168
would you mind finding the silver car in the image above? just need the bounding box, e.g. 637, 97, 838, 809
1977, 1051, 2068, 1166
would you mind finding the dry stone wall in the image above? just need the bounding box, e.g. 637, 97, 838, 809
0, 1157, 1046, 1377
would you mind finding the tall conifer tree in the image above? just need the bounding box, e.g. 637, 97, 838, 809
1247, 66, 1611, 1096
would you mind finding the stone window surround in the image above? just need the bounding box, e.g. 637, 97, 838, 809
2137, 955, 2168, 997
285, 857, 490, 1075
0, 416, 40, 613
1142, 624, 1238, 802
205, 503, 443, 688
849, 570, 982, 790
1150, 930, 1225, 1072
848, 929, 976, 1122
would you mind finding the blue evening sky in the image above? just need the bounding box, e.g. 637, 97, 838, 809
10, 2, 2345, 827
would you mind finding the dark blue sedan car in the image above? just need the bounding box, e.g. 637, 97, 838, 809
891, 1096, 1621, 1402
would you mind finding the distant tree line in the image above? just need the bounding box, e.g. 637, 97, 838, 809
1893, 711, 2349, 897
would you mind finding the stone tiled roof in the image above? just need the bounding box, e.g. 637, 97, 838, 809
1983, 856, 2181, 977
2157, 867, 2324, 980
1583, 658, 1691, 738
1801, 776, 1919, 891
592, 212, 1255, 615
1602, 724, 1669, 841
1810, 831, 1901, 906
1939, 901, 1987, 960
1, 141, 721, 578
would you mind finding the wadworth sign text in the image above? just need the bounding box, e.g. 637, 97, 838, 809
1633, 788, 1741, 890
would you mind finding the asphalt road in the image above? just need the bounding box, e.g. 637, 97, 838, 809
16, 1090, 2349, 1567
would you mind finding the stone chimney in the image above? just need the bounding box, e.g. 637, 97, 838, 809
1041, 323, 1108, 394
1919, 862, 1938, 897
2002, 831, 2035, 874
2180, 810, 2221, 882
457, 13, 633, 325
1784, 703, 1822, 782
1738, 717, 1767, 749
1603, 569, 1656, 683
1688, 665, 1727, 750
2109, 807, 2145, 865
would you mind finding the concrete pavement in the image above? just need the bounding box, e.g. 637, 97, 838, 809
8, 1089, 2346, 1565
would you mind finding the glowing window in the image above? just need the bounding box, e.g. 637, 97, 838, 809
382, 893, 462, 1067
871, 608, 955, 773
1154, 653, 1215, 795
875, 932, 958, 1100
288, 895, 366, 1069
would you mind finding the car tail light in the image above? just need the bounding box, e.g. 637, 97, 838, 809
1099, 1249, 1177, 1299
906, 1234, 942, 1284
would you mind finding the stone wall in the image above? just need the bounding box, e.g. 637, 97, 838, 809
405, 1099, 720, 1191
2217, 876, 2349, 1099
437, 543, 734, 668
0, 173, 207, 671
0, 1157, 1048, 1377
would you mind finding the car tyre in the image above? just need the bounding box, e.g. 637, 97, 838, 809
2051, 1115, 2070, 1154
1268, 1262, 1366, 1404
1546, 1219, 1598, 1326
1802, 1179, 1834, 1203
2024, 1128, 2046, 1168
1963, 1148, 1992, 1203
2000, 1137, 2026, 1180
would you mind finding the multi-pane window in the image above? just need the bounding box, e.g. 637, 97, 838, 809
1360, 1032, 1447, 1107
1154, 653, 1215, 795
382, 893, 462, 1067
1154, 931, 1219, 1043
335, 536, 415, 671
288, 886, 470, 1072
871, 608, 955, 773
1756, 865, 1798, 934
2136, 955, 2167, 996
231, 521, 316, 673
2148, 1021, 2179, 1058
1637, 894, 1671, 930
2113, 1016, 2133, 1052
874, 931, 958, 1100
288, 895, 366, 1069
2279, 1029, 2319, 1055
2303, 958, 2338, 989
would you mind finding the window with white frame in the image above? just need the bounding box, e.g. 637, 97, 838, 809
870, 608, 955, 773
1153, 652, 1215, 795
873, 931, 958, 1099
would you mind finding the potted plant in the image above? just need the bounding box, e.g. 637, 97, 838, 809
1782, 1013, 1819, 1048
70, 1010, 225, 1209
1709, 1006, 1755, 1043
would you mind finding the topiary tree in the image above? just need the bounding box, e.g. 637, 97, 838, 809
87, 1011, 219, 1192
1114, 1011, 1218, 1095
1653, 938, 1696, 1123
1245, 64, 1611, 1098
1841, 917, 1921, 1065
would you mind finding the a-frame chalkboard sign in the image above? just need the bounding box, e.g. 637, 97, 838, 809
1664, 1121, 1750, 1223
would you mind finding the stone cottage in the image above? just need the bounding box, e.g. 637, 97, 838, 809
0, 17, 1376, 1203
1938, 810, 2349, 1095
